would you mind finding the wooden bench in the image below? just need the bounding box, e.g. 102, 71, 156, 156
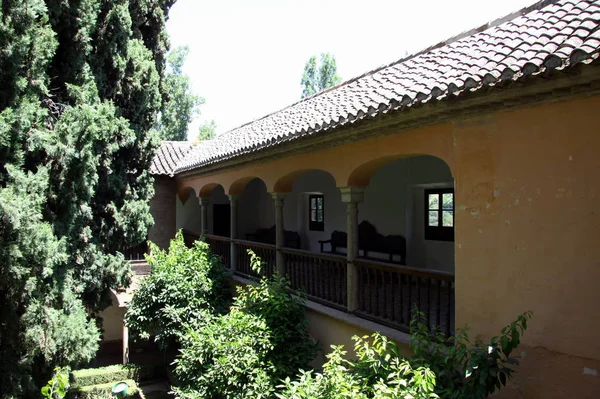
245, 225, 301, 249
318, 221, 406, 264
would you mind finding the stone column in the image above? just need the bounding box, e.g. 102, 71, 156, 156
199, 197, 210, 235
122, 322, 129, 365
340, 186, 364, 312
271, 192, 286, 275
228, 195, 238, 271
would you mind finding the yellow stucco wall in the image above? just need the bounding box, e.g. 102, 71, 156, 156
178, 93, 600, 397
454, 95, 600, 397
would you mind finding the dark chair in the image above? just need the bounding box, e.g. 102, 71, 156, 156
318, 230, 347, 255
246, 226, 301, 248
318, 221, 406, 264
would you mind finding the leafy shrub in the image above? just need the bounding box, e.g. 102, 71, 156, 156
276, 334, 438, 399
41, 367, 70, 399
69, 364, 156, 388
409, 310, 533, 399
278, 311, 532, 399
173, 251, 318, 399
125, 231, 232, 347
68, 379, 139, 398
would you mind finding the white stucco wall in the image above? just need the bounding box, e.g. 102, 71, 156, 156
176, 188, 202, 234
286, 156, 454, 271
174, 155, 454, 272
99, 305, 125, 342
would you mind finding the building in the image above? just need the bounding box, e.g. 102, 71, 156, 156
104, 0, 600, 397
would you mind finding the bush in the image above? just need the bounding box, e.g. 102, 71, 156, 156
68, 379, 139, 399
172, 251, 318, 399
409, 310, 533, 399
278, 311, 533, 399
69, 364, 156, 388
125, 231, 232, 347
276, 334, 438, 399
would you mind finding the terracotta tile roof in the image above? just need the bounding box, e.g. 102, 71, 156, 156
171, 0, 600, 174
150, 140, 195, 176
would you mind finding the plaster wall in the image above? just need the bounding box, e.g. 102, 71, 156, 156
225, 163, 454, 271
452, 95, 600, 371
99, 305, 125, 342
174, 93, 600, 396
176, 189, 201, 234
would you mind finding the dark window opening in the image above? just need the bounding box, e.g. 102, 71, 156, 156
309, 194, 324, 231
425, 188, 454, 241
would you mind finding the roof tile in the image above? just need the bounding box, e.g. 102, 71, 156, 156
166, 0, 600, 174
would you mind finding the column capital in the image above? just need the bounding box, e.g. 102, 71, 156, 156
198, 197, 210, 206
227, 194, 239, 202
339, 186, 365, 204
270, 192, 286, 206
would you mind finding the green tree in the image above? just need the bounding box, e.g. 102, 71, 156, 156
126, 232, 232, 347
197, 119, 217, 141
0, 0, 174, 396
300, 53, 342, 98
157, 46, 204, 141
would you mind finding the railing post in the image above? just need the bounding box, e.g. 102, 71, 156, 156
228, 194, 238, 271
271, 192, 286, 275
199, 197, 210, 235
340, 186, 364, 312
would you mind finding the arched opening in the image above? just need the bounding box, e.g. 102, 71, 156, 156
206, 184, 229, 237
176, 186, 201, 234
351, 154, 455, 335
236, 177, 273, 240
358, 155, 454, 272
286, 169, 341, 252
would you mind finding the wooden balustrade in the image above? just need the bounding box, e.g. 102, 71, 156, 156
354, 258, 455, 336
172, 229, 456, 336
204, 234, 231, 266
233, 239, 276, 279
181, 229, 200, 247
281, 248, 347, 310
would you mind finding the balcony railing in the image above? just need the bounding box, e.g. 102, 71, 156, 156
233, 239, 276, 279
282, 248, 347, 310
204, 234, 231, 266
181, 230, 455, 336
354, 258, 455, 336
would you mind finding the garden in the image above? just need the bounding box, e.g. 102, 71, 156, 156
44, 232, 531, 399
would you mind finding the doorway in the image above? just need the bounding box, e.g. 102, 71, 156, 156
213, 204, 231, 237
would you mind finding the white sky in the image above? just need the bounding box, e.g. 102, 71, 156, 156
166, 0, 536, 138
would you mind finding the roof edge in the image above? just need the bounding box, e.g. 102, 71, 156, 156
214, 0, 559, 139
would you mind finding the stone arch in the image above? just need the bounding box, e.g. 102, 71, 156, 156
199, 182, 224, 198
273, 169, 340, 193
347, 153, 453, 187
228, 176, 265, 196
177, 185, 197, 204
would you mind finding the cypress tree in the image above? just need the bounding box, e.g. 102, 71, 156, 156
0, 1, 175, 395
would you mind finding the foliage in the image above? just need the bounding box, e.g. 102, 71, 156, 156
126, 231, 232, 347
0, 0, 174, 395
157, 46, 204, 140
409, 311, 533, 399
173, 250, 318, 399
41, 367, 70, 399
197, 119, 217, 141
300, 53, 342, 98
70, 364, 156, 388
277, 334, 438, 399
69, 379, 139, 399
